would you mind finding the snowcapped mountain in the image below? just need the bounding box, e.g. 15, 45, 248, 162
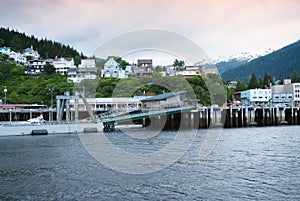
201, 48, 274, 74
210, 48, 274, 64
221, 40, 300, 82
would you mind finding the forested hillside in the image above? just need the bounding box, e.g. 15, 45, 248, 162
0, 61, 73, 105
221, 40, 300, 82
0, 27, 84, 59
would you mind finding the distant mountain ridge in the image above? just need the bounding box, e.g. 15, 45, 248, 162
220, 40, 300, 82
202, 49, 274, 74
213, 48, 274, 64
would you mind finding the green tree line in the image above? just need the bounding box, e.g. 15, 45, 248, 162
0, 61, 73, 105
0, 27, 84, 59
95, 74, 226, 106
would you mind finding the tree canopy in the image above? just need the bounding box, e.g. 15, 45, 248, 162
0, 61, 73, 105
0, 27, 85, 59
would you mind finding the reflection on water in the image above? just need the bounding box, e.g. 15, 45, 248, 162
0, 126, 300, 200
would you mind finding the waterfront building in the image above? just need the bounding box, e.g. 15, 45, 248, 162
241, 89, 272, 105
271, 80, 300, 105
69, 97, 142, 111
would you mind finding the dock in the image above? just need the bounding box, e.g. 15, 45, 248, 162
1, 104, 300, 132
99, 104, 300, 131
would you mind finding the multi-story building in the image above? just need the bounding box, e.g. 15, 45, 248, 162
78, 59, 98, 79
271, 79, 300, 105
23, 46, 40, 59
201, 67, 218, 75
136, 59, 153, 78
53, 57, 76, 75
25, 59, 46, 75
69, 59, 98, 83
101, 57, 127, 78
175, 66, 201, 78
9, 51, 27, 64
241, 89, 272, 105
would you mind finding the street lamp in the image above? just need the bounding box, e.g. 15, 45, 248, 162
49, 88, 54, 122
3, 86, 7, 104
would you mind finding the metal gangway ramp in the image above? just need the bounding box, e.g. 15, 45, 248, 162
99, 105, 195, 131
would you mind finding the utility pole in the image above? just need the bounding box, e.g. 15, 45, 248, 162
3, 86, 7, 104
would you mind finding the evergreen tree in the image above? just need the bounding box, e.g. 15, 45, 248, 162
248, 73, 258, 89
0, 38, 4, 46
173, 59, 185, 71
291, 70, 300, 83
43, 63, 56, 74
235, 81, 247, 91
262, 73, 272, 88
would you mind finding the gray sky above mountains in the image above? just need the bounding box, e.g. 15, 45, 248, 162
2, 0, 300, 65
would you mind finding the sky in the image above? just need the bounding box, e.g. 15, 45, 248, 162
1, 0, 300, 65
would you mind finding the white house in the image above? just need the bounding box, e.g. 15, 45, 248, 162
175, 66, 201, 78
9, 51, 27, 64
0, 47, 11, 55
241, 89, 272, 105
53, 57, 76, 75
68, 58, 98, 83
23, 46, 40, 59
101, 57, 127, 78
78, 59, 98, 79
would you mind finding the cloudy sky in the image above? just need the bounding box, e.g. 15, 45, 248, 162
1, 0, 300, 65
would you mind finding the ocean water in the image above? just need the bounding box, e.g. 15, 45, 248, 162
0, 126, 299, 200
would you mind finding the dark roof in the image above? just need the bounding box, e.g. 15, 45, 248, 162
141, 91, 186, 102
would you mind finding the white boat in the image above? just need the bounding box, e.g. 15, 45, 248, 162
26, 114, 44, 124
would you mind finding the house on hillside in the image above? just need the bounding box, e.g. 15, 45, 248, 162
141, 91, 187, 108
78, 59, 97, 79
69, 58, 98, 83
53, 57, 76, 75
0, 47, 11, 55
23, 46, 40, 59
175, 66, 201, 78
201, 67, 218, 75
9, 51, 27, 64
101, 57, 127, 78
135, 59, 153, 78
25, 59, 46, 75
